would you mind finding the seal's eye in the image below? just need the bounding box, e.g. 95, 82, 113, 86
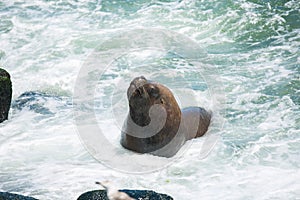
148, 86, 159, 98
160, 98, 165, 104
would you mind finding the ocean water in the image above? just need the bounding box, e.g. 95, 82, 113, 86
0, 0, 299, 199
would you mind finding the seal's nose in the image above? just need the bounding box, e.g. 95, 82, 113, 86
131, 76, 147, 88
127, 76, 148, 99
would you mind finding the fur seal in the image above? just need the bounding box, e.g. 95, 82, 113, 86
0, 68, 12, 123
120, 76, 211, 157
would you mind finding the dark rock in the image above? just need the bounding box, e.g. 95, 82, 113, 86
77, 189, 174, 200
77, 190, 108, 200
12, 91, 71, 115
12, 91, 55, 115
120, 190, 173, 200
0, 68, 12, 123
0, 192, 37, 200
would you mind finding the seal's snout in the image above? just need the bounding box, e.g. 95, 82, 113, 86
127, 76, 148, 99
131, 76, 147, 88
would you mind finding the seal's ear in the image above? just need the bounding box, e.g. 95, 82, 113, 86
148, 85, 160, 98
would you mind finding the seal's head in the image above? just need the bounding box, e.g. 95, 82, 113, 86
127, 76, 181, 128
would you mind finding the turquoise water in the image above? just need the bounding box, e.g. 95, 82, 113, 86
0, 0, 299, 199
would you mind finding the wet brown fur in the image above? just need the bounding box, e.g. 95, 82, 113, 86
121, 76, 211, 157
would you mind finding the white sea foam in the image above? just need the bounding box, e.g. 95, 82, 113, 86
0, 0, 299, 199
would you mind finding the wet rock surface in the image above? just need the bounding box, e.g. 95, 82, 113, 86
0, 68, 12, 123
77, 189, 174, 200
0, 192, 37, 200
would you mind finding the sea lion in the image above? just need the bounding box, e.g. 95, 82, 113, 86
0, 68, 12, 123
120, 76, 211, 157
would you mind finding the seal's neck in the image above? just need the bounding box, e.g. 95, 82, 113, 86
129, 105, 151, 127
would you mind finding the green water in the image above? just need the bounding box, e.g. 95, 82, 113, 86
0, 0, 299, 199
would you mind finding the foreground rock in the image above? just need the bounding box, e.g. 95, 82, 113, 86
0, 68, 12, 123
0, 192, 37, 200
77, 190, 174, 200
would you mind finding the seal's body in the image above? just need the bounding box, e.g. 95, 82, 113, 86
121, 76, 211, 157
